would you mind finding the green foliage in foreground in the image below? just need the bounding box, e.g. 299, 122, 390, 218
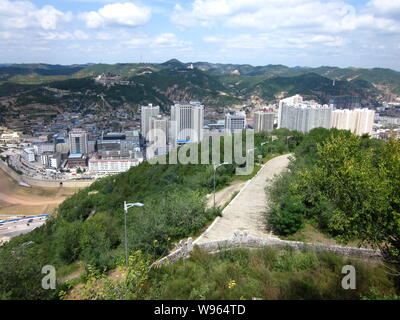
0, 131, 295, 300
82, 247, 397, 300
268, 128, 400, 287
0, 161, 222, 299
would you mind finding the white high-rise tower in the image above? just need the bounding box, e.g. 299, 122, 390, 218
331, 108, 375, 136
69, 129, 88, 155
170, 102, 204, 145
141, 103, 160, 142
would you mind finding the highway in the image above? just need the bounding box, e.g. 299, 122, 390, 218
0, 215, 51, 242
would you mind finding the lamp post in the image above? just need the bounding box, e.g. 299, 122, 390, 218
213, 162, 229, 210
286, 135, 293, 150
260, 141, 268, 161
123, 201, 144, 268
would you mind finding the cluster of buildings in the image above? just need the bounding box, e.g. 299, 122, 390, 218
278, 94, 376, 135
142, 102, 276, 159
6, 127, 144, 178
142, 102, 205, 157
0, 131, 21, 144
94, 73, 130, 86
2, 92, 399, 181
66, 129, 143, 174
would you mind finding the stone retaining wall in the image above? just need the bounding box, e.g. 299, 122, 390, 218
0, 160, 94, 188
152, 231, 381, 267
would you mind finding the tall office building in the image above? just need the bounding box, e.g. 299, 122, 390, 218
254, 110, 276, 133
225, 111, 247, 133
69, 129, 88, 155
278, 95, 332, 133
170, 101, 204, 144
141, 103, 160, 142
331, 108, 375, 135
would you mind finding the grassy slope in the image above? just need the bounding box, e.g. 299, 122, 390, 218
67, 246, 397, 300
145, 247, 396, 300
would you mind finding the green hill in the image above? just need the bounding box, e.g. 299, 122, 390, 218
1, 60, 399, 124
0, 132, 294, 299
1, 130, 398, 300
252, 73, 380, 104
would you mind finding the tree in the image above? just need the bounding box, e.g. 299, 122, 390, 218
305, 133, 400, 283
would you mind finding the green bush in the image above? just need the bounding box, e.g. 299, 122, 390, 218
269, 195, 305, 235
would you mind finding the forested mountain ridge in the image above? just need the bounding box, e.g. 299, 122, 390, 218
0, 60, 398, 125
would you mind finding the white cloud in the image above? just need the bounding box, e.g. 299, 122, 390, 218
39, 30, 90, 41
367, 0, 400, 16
203, 33, 347, 50
0, 0, 71, 30
80, 2, 152, 29
172, 0, 400, 33
124, 33, 191, 48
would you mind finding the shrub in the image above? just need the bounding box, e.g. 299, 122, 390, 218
269, 195, 305, 235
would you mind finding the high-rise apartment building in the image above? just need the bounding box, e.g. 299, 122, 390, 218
141, 103, 160, 142
225, 111, 247, 133
149, 115, 170, 155
69, 129, 88, 155
331, 108, 375, 135
278, 95, 332, 133
170, 102, 204, 144
278, 94, 303, 128
254, 110, 276, 133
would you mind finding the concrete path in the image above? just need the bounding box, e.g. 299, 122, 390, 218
206, 180, 246, 209
195, 154, 291, 244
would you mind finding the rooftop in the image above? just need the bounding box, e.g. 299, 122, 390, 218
68, 153, 83, 159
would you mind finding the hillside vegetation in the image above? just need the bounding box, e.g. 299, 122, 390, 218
0, 132, 293, 299
1, 130, 399, 300
268, 128, 400, 288
142, 247, 397, 300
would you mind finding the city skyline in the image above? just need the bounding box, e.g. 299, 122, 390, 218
0, 0, 399, 70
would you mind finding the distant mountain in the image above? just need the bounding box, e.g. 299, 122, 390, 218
192, 62, 291, 76
160, 59, 187, 70
195, 63, 400, 96
251, 73, 379, 104
0, 59, 399, 124
0, 64, 241, 124
1, 60, 400, 96
0, 64, 89, 80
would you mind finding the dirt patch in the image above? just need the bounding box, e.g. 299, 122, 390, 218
283, 223, 373, 248
0, 169, 78, 216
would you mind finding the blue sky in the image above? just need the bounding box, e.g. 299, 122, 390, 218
0, 0, 399, 69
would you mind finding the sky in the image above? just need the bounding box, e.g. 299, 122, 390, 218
0, 0, 399, 69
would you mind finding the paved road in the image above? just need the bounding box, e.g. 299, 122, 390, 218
195, 154, 291, 244
206, 180, 246, 209
0, 216, 49, 242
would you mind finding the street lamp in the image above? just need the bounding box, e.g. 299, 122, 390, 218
260, 141, 269, 159
123, 201, 144, 268
213, 162, 229, 210
286, 135, 293, 148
